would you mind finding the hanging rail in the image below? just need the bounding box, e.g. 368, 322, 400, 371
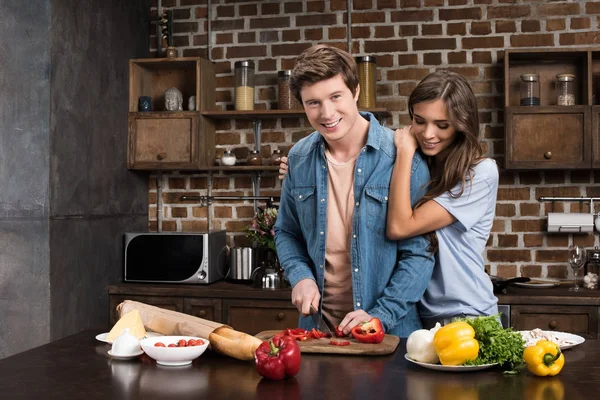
538, 196, 600, 212
180, 195, 280, 207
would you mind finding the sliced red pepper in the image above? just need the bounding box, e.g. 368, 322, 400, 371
334, 327, 347, 337
330, 340, 350, 346
351, 317, 385, 344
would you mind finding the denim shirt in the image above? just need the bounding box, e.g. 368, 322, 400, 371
274, 112, 434, 337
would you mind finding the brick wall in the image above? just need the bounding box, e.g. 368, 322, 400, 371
148, 0, 600, 280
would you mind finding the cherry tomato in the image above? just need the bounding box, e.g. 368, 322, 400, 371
196, 339, 205, 345
178, 339, 187, 347
154, 342, 166, 347
187, 339, 197, 346
168, 343, 177, 347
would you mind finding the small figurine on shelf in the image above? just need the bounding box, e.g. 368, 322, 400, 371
165, 87, 183, 111
158, 10, 176, 58
188, 96, 196, 111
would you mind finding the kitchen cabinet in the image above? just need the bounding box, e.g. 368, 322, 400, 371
109, 294, 184, 325
127, 57, 215, 170
503, 48, 600, 169
510, 305, 598, 339
223, 299, 298, 335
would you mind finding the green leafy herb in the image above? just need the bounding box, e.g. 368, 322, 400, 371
459, 315, 525, 372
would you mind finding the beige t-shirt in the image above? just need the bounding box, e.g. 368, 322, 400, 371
321, 150, 358, 328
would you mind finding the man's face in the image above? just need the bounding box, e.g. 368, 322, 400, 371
299, 74, 360, 144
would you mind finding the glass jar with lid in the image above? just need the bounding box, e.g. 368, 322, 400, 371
520, 73, 540, 106
220, 150, 236, 166
356, 56, 377, 108
234, 61, 255, 110
278, 70, 301, 110
556, 73, 576, 106
247, 150, 263, 166
584, 246, 600, 289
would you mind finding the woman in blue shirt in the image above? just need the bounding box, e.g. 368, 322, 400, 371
386, 69, 499, 329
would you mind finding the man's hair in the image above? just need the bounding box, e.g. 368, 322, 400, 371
290, 44, 359, 104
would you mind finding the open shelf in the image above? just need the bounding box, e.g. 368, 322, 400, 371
201, 108, 391, 120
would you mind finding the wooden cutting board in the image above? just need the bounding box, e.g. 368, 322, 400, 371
255, 330, 400, 355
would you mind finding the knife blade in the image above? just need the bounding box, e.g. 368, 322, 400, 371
310, 305, 334, 336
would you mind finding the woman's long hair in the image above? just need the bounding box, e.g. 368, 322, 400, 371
409, 70, 483, 252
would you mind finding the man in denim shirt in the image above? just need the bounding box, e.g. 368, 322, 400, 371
274, 45, 434, 337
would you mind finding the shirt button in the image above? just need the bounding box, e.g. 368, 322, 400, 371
320, 231, 324, 235
321, 198, 325, 202
355, 202, 360, 206
299, 195, 302, 199
356, 302, 361, 307
353, 234, 357, 238
320, 264, 324, 268
384, 196, 388, 201
357, 168, 362, 173
354, 268, 358, 272
322, 164, 326, 169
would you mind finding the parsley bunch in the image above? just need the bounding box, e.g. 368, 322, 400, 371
460, 315, 525, 372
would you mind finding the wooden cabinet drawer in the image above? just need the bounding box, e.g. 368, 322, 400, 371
223, 299, 299, 335
184, 298, 223, 323
511, 305, 598, 339
109, 295, 184, 325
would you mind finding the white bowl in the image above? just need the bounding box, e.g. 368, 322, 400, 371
139, 336, 209, 366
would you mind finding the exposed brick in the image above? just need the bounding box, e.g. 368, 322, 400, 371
521, 264, 542, 277
240, 4, 258, 16
307, 28, 325, 41
560, 32, 600, 46
168, 178, 186, 190
351, 26, 370, 39
439, 7, 482, 21
495, 20, 516, 33
216, 5, 234, 18
161, 221, 177, 231
498, 234, 518, 247
521, 20, 540, 33
511, 219, 543, 233
250, 17, 290, 30
497, 187, 531, 201
272, 43, 312, 57
487, 5, 530, 19
365, 39, 408, 53
422, 24, 443, 36
307, 1, 325, 13
400, 0, 420, 7
496, 203, 516, 217
390, 10, 434, 23
424, 0, 444, 6
523, 234, 544, 248
374, 26, 394, 38
447, 23, 467, 36
471, 21, 491, 35
487, 250, 532, 262
211, 19, 244, 32
546, 19, 566, 32
448, 51, 467, 64
353, 0, 374, 10
519, 203, 540, 217
547, 265, 568, 279
330, 0, 346, 11
587, 2, 600, 14
535, 186, 582, 198
261, 2, 280, 15
423, 53, 442, 65
387, 68, 431, 81
398, 25, 419, 36
181, 220, 208, 232
216, 33, 233, 45
171, 207, 188, 218
413, 38, 456, 51
462, 36, 504, 49
351, 11, 386, 24
510, 34, 554, 47
173, 8, 191, 20
570, 17, 590, 30
449, 0, 468, 5
535, 250, 567, 263
538, 3, 580, 17
473, 51, 492, 64
282, 30, 301, 42
173, 22, 199, 34
226, 220, 251, 233
574, 235, 595, 247
296, 14, 337, 27
397, 82, 417, 96
195, 6, 207, 19
496, 264, 517, 278
238, 32, 256, 43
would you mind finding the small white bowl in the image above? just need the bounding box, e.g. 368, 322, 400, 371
140, 336, 209, 366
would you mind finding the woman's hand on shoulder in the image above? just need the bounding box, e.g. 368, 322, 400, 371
278, 156, 289, 180
394, 125, 418, 155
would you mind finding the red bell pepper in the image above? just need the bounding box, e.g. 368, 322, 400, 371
255, 336, 301, 380
351, 317, 385, 344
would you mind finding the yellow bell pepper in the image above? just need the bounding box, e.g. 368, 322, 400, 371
523, 340, 565, 376
433, 321, 479, 366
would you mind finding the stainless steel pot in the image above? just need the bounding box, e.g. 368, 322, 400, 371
227, 247, 255, 281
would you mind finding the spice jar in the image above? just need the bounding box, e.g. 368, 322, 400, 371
520, 73, 540, 106
270, 149, 283, 166
247, 150, 263, 166
278, 70, 302, 110
556, 73, 576, 106
584, 246, 600, 289
221, 150, 236, 166
234, 61, 255, 110
356, 56, 377, 108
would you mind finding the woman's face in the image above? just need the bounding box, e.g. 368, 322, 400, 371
411, 98, 458, 160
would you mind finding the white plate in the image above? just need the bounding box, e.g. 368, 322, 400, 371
404, 354, 497, 372
108, 349, 144, 360
513, 280, 560, 288
96, 331, 163, 344
519, 330, 585, 350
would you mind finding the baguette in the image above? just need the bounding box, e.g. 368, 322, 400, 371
209, 326, 263, 361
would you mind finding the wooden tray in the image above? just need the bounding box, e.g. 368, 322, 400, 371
255, 330, 400, 356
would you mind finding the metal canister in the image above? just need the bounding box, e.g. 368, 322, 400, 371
356, 56, 377, 108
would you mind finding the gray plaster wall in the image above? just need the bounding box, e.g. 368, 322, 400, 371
0, 0, 151, 358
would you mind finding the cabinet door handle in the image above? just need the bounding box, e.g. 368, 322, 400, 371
276, 312, 285, 321
157, 152, 167, 160
198, 310, 207, 317
544, 151, 552, 160
549, 320, 558, 329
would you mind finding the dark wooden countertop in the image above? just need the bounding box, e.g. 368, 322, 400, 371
109, 281, 600, 305
0, 329, 595, 399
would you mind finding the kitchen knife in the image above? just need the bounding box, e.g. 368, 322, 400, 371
310, 305, 334, 336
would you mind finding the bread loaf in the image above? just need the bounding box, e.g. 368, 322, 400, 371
117, 300, 262, 361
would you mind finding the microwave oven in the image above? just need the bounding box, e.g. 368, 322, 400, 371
124, 231, 227, 284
